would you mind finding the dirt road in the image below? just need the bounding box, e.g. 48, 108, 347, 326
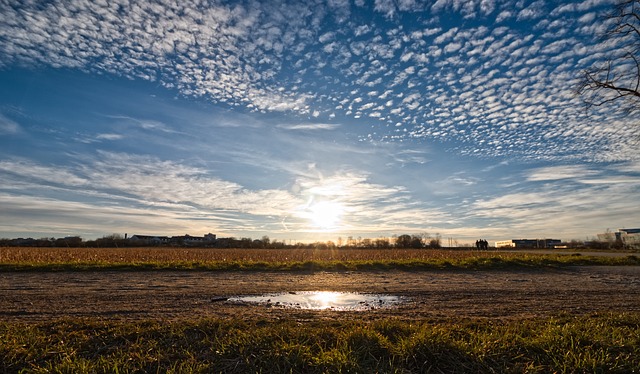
2, 266, 639, 321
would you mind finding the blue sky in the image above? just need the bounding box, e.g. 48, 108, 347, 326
1, 0, 639, 244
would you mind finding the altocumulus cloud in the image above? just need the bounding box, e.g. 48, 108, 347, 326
1, 0, 638, 163
1, 0, 639, 242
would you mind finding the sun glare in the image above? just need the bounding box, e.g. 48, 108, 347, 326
309, 291, 340, 308
308, 201, 343, 231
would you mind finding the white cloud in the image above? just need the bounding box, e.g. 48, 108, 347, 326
0, 159, 89, 187
526, 165, 599, 181
0, 151, 458, 238
434, 27, 458, 44
96, 133, 124, 140
0, 114, 21, 134
517, 0, 546, 20
1, 0, 638, 165
374, 0, 397, 18
276, 123, 340, 130
496, 10, 513, 23
469, 174, 639, 240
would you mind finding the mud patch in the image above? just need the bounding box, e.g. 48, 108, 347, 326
228, 291, 404, 311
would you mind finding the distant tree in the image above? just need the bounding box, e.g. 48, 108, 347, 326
55, 236, 82, 247
578, 0, 640, 114
567, 239, 584, 249
410, 235, 424, 249
35, 237, 53, 247
374, 237, 391, 249
312, 241, 328, 250
395, 234, 412, 248
428, 233, 442, 249
395, 234, 423, 249
95, 234, 126, 248
238, 237, 253, 248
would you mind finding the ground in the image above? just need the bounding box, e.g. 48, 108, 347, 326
1, 266, 639, 322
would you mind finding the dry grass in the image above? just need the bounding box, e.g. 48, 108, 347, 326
0, 247, 505, 264
1, 246, 637, 271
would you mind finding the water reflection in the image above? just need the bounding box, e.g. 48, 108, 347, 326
228, 291, 403, 311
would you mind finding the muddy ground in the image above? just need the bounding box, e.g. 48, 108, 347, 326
1, 266, 640, 322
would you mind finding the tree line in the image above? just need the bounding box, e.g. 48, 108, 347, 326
0, 234, 630, 250
0, 233, 443, 249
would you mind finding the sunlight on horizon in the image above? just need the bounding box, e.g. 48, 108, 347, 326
295, 176, 349, 232
297, 200, 345, 232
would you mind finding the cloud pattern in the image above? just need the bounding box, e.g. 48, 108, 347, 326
1, 0, 637, 163
0, 152, 448, 237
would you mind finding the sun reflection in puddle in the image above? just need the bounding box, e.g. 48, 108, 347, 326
228, 291, 404, 311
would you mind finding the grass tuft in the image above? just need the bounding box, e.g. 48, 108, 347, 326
1, 313, 638, 373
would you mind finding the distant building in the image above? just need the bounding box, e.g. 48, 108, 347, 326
495, 239, 561, 249
128, 233, 216, 246
596, 228, 640, 249
170, 233, 217, 245
618, 229, 640, 249
597, 231, 616, 243
128, 235, 170, 244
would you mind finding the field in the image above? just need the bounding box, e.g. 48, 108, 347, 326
1, 246, 541, 265
1, 246, 638, 271
1, 247, 640, 372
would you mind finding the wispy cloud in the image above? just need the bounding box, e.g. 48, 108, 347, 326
95, 133, 124, 140
526, 165, 599, 181
468, 164, 640, 239
0, 151, 451, 237
276, 123, 340, 131
0, 114, 21, 135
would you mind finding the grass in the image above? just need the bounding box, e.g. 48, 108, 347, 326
2, 248, 639, 372
1, 247, 638, 272
1, 313, 638, 373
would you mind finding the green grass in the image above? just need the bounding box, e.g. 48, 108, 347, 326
1, 253, 638, 272
2, 313, 639, 373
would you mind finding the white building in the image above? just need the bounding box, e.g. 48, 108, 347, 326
618, 228, 640, 249
495, 239, 561, 249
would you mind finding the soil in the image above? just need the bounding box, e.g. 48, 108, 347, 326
2, 266, 640, 322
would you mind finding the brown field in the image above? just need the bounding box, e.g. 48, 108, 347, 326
0, 246, 510, 264
1, 247, 640, 322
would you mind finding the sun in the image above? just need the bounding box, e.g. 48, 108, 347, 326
308, 201, 343, 231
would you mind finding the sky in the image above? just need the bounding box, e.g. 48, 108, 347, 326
1, 0, 639, 244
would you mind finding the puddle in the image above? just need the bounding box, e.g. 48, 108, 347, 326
227, 291, 404, 311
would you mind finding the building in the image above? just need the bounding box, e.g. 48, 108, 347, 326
128, 235, 170, 244
495, 239, 561, 249
170, 233, 217, 245
596, 228, 640, 249
597, 231, 616, 243
128, 233, 216, 246
618, 228, 640, 249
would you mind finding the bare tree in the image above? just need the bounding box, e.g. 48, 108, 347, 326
578, 0, 640, 114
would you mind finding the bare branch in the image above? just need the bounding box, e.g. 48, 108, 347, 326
579, 0, 640, 115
